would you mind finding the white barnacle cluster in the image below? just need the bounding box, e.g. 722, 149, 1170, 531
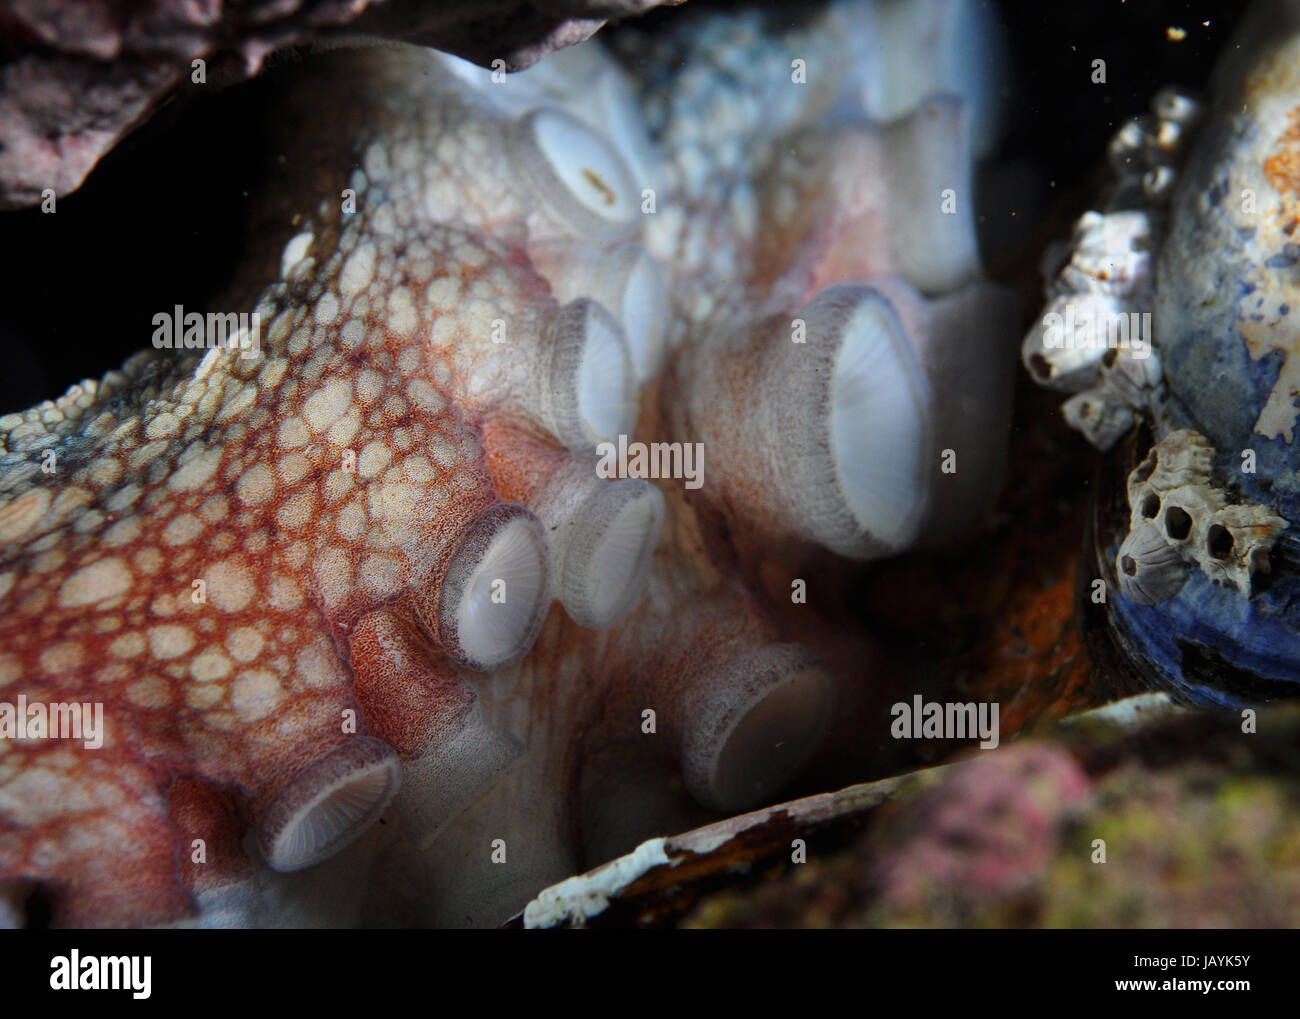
1027, 209, 1163, 449
1107, 86, 1202, 204
1023, 88, 1202, 450
1117, 429, 1289, 605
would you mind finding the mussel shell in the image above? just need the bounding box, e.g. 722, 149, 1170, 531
1087, 427, 1300, 708
1082, 0, 1300, 707
1156, 1, 1300, 520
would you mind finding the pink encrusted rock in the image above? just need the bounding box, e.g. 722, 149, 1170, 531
0, 0, 680, 210
866, 744, 1093, 913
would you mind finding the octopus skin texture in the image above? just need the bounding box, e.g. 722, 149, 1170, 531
0, 0, 1017, 928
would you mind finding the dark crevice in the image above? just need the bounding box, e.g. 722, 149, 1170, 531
1177, 641, 1298, 704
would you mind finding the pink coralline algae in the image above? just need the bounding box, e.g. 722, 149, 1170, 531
0, 0, 681, 211
866, 745, 1093, 916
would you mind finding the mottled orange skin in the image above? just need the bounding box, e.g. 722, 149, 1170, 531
0, 217, 535, 923
0, 2, 1001, 927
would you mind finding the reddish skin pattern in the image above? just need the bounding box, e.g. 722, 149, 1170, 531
350, 609, 473, 758
170, 779, 254, 901
0, 232, 516, 924
0, 41, 668, 924
371, 465, 866, 918
482, 417, 573, 508
0, 45, 589, 917
0, 4, 1002, 925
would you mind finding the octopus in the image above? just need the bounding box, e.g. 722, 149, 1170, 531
0, 0, 1017, 927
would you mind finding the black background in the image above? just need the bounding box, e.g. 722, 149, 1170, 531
0, 0, 1246, 413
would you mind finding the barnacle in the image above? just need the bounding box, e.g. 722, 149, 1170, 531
1025, 0, 1300, 706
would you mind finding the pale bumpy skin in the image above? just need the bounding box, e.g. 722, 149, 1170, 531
0, 0, 1014, 927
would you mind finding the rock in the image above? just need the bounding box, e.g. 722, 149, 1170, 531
0, 0, 679, 210
514, 703, 1300, 927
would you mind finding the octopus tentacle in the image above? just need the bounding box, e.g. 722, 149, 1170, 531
0, 0, 1015, 927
